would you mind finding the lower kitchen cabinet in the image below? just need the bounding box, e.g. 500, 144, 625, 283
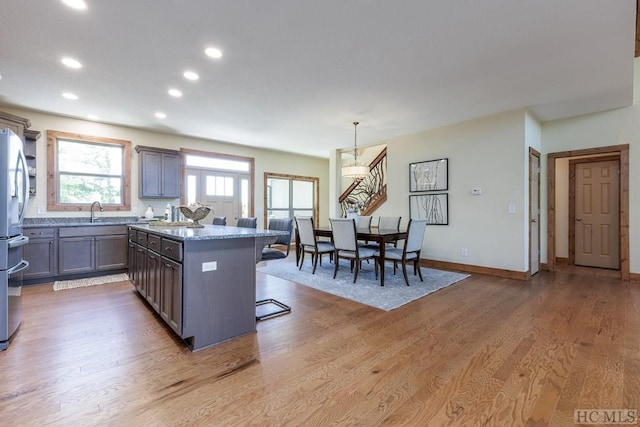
160, 257, 182, 334
128, 227, 183, 336
58, 225, 128, 275
146, 248, 161, 312
96, 235, 128, 271
23, 228, 57, 280
58, 236, 95, 275
24, 224, 129, 284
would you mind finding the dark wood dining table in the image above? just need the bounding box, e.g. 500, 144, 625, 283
296, 226, 408, 286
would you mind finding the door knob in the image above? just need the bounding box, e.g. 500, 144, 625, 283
531, 219, 537, 223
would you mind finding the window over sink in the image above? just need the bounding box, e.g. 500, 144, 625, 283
46, 130, 131, 211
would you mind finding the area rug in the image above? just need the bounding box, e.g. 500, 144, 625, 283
257, 258, 470, 311
53, 273, 130, 291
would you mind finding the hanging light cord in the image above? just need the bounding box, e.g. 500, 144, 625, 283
353, 121, 359, 163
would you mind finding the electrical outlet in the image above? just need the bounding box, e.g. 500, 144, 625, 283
202, 261, 217, 272
37, 205, 45, 214
461, 248, 469, 257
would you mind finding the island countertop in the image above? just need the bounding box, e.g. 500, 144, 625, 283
128, 223, 287, 241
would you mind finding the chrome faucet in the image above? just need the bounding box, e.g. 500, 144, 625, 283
90, 201, 104, 223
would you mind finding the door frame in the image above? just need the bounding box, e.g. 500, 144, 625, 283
180, 148, 255, 218
568, 155, 620, 267
528, 147, 540, 277
263, 172, 319, 228
546, 144, 629, 279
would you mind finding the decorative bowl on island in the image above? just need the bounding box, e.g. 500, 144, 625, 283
179, 204, 211, 228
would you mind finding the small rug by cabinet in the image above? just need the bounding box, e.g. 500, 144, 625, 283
257, 258, 470, 311
53, 273, 131, 291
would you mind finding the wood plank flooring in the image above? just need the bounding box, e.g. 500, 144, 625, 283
1, 265, 639, 426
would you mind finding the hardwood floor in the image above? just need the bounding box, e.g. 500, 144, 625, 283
1, 266, 639, 426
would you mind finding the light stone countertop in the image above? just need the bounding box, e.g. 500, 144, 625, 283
129, 223, 287, 241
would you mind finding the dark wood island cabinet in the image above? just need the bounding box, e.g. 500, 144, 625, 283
128, 223, 286, 351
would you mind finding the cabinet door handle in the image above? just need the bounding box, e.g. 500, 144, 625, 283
164, 263, 173, 268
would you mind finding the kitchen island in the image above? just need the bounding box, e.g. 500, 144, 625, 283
128, 223, 287, 351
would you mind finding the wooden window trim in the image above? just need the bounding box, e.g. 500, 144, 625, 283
263, 172, 320, 228
47, 130, 131, 211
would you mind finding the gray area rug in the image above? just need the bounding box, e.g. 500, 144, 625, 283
257, 258, 470, 311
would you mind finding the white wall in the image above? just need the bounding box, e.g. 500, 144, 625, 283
5, 107, 330, 227
542, 105, 640, 273
365, 109, 529, 272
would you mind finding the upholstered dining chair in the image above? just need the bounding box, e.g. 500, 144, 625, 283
330, 218, 376, 283
236, 217, 257, 228
212, 216, 227, 225
377, 216, 402, 247
374, 219, 428, 286
256, 217, 294, 320
357, 215, 372, 229
295, 216, 334, 274
261, 218, 293, 261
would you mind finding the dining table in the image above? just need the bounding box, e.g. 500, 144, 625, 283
296, 225, 408, 286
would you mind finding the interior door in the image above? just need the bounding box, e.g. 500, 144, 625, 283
529, 149, 540, 275
574, 159, 620, 269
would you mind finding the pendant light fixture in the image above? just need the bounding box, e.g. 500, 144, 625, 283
341, 121, 369, 180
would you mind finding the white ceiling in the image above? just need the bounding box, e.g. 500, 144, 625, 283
0, 1, 636, 158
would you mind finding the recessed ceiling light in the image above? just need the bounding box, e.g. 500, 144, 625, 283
62, 92, 78, 100
183, 71, 199, 81
61, 57, 82, 69
204, 47, 223, 59
155, 112, 167, 119
87, 114, 98, 121
168, 88, 182, 97
62, 0, 87, 10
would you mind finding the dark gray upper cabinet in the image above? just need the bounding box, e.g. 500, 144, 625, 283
135, 145, 180, 198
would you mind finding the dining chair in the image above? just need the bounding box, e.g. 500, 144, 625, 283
261, 218, 293, 261
295, 216, 334, 274
257, 217, 294, 320
212, 216, 227, 225
374, 219, 428, 286
378, 216, 402, 247
330, 218, 376, 283
236, 217, 257, 228
357, 215, 372, 228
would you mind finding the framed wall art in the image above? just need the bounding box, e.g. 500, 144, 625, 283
409, 158, 448, 192
409, 193, 448, 225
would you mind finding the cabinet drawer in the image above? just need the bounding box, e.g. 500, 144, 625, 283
161, 238, 182, 262
147, 234, 161, 251
59, 225, 127, 238
24, 227, 56, 239
136, 231, 148, 246
128, 228, 137, 241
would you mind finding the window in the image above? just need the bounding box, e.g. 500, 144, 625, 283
47, 130, 131, 211
265, 173, 319, 224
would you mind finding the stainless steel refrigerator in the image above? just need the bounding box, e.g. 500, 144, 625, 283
0, 128, 30, 350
